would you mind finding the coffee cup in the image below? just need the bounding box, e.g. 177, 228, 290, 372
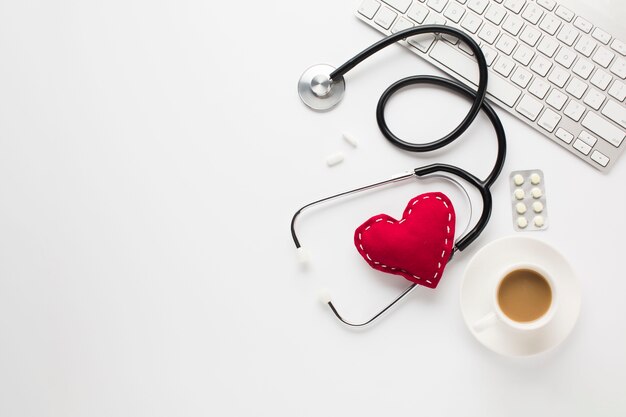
473, 263, 557, 333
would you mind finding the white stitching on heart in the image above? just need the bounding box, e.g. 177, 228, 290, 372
357, 194, 454, 283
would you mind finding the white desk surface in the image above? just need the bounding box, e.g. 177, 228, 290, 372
1, 1, 625, 416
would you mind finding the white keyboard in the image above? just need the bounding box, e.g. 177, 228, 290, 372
356, 0, 626, 172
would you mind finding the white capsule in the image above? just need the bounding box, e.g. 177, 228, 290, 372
342, 132, 358, 148
534, 215, 545, 227
326, 152, 345, 167
513, 174, 524, 186
531, 187, 543, 199
530, 173, 541, 185
532, 201, 544, 213
516, 202, 527, 214
517, 217, 528, 228
514, 188, 525, 200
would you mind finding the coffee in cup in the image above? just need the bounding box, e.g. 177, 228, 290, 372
497, 268, 552, 322
474, 264, 557, 332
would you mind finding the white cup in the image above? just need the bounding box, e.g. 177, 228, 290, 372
473, 263, 558, 333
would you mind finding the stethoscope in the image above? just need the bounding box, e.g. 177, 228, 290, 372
291, 26, 507, 326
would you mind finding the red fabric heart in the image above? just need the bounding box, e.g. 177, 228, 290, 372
354, 192, 456, 289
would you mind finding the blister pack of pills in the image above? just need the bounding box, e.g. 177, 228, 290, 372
510, 170, 548, 231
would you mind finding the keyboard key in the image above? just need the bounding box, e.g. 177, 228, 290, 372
566, 77, 588, 99
427, 0, 449, 13
539, 14, 561, 35
504, 0, 526, 14
611, 39, 626, 56
557, 25, 580, 46
572, 58, 594, 79
502, 15, 524, 36
358, 0, 381, 18
516, 94, 543, 120
485, 5, 506, 25
408, 3, 429, 23
602, 100, 626, 129
555, 127, 574, 143
578, 131, 598, 147
480, 46, 498, 66
583, 90, 606, 110
590, 69, 612, 90
392, 17, 414, 33
531, 55, 552, 76
546, 89, 568, 109
429, 41, 522, 106
555, 5, 574, 22
494, 56, 515, 77
461, 13, 482, 33
496, 34, 517, 55
482, 46, 498, 65
458, 41, 475, 55
444, 2, 466, 22
610, 58, 626, 79
593, 47, 615, 68
538, 108, 561, 132
520, 26, 541, 47
591, 150, 610, 167
442, 33, 459, 45
608, 80, 626, 101
528, 78, 550, 99
592, 28, 611, 45
575, 36, 598, 58
511, 67, 532, 88
522, 3, 543, 24
582, 111, 625, 147
563, 100, 585, 121
408, 33, 436, 52
536, 0, 555, 11
555, 47, 576, 68
573, 139, 592, 155
383, 0, 412, 13
548, 66, 570, 88
573, 17, 592, 34
537, 36, 559, 57
374, 7, 398, 29
513, 44, 534, 65
478, 24, 499, 44
467, 0, 489, 14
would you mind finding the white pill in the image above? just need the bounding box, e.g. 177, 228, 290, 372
517, 217, 528, 228
342, 132, 358, 148
534, 215, 545, 227
514, 188, 525, 200
530, 173, 541, 185
326, 152, 344, 167
532, 201, 544, 213
531, 187, 543, 199
516, 202, 527, 214
513, 174, 524, 186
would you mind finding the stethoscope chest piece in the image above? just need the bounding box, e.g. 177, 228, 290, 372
298, 64, 345, 111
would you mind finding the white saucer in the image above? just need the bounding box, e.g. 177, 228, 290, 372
460, 236, 581, 357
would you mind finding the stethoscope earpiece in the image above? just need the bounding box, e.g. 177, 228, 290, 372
297, 64, 345, 111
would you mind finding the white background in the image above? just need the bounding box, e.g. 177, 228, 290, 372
1, 1, 625, 416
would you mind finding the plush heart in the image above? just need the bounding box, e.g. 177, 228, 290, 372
354, 192, 456, 289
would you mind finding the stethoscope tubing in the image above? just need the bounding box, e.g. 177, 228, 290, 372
326, 25, 506, 252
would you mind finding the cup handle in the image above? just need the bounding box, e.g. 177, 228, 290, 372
473, 312, 498, 332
